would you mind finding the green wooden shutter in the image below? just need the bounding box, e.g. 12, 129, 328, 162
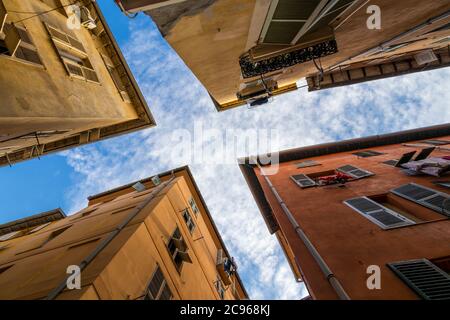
388, 259, 450, 300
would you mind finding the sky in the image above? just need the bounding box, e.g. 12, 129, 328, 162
1, 1, 450, 300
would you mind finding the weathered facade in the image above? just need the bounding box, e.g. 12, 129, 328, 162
115, 0, 450, 111
0, 167, 247, 300
0, 0, 155, 167
240, 124, 450, 299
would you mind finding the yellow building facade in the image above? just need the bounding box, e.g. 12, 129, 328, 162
0, 167, 248, 300
0, 0, 155, 167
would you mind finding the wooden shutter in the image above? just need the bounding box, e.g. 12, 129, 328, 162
352, 150, 383, 157
178, 250, 193, 263
391, 183, 450, 217
291, 174, 316, 188
159, 283, 173, 300
337, 165, 374, 179
0, 0, 7, 33
388, 259, 450, 300
82, 66, 99, 82
296, 160, 320, 168
0, 231, 21, 241
46, 24, 86, 53
344, 197, 415, 229
63, 58, 84, 78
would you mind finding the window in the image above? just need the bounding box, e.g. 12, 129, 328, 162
167, 228, 192, 273
44, 23, 99, 83
71, 207, 97, 220
27, 222, 51, 234
391, 183, 450, 217
434, 181, 450, 189
388, 259, 450, 300
291, 173, 316, 188
259, 0, 355, 45
421, 140, 450, 146
295, 160, 320, 168
344, 197, 415, 229
181, 209, 195, 234
215, 276, 225, 300
0, 265, 13, 275
352, 150, 384, 158
1, 24, 43, 65
45, 226, 71, 245
16, 225, 71, 255
101, 54, 131, 103
189, 197, 199, 215
291, 165, 373, 188
0, 1, 6, 33
382, 151, 416, 167
144, 266, 173, 300
0, 230, 22, 242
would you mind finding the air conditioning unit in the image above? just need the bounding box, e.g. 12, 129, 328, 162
216, 249, 232, 285
120, 90, 132, 103
80, 6, 97, 30
414, 50, 438, 66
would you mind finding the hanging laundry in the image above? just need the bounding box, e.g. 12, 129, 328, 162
401, 157, 450, 177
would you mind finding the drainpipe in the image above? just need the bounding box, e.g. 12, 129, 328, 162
45, 174, 176, 300
260, 171, 350, 300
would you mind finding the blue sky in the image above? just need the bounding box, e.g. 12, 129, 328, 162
1, 1, 450, 299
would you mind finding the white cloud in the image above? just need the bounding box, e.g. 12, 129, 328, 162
62, 17, 450, 300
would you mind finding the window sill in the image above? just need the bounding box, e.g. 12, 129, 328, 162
0, 54, 45, 69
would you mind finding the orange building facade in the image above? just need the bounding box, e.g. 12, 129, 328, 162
240, 124, 450, 300
0, 167, 247, 300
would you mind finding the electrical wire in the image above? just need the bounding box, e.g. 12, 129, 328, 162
114, 0, 138, 19
11, 0, 90, 24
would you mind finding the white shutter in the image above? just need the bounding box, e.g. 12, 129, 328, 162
0, 230, 21, 241
291, 174, 316, 188
391, 183, 450, 217
344, 197, 415, 229
337, 165, 374, 179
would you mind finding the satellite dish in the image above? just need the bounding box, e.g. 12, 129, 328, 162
132, 182, 146, 192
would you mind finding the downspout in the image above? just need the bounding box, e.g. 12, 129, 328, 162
260, 169, 350, 300
45, 174, 176, 300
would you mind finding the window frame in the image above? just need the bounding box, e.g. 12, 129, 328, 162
188, 197, 200, 216
181, 209, 196, 234
1, 23, 44, 67
144, 265, 173, 300
44, 22, 99, 83
166, 227, 192, 273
